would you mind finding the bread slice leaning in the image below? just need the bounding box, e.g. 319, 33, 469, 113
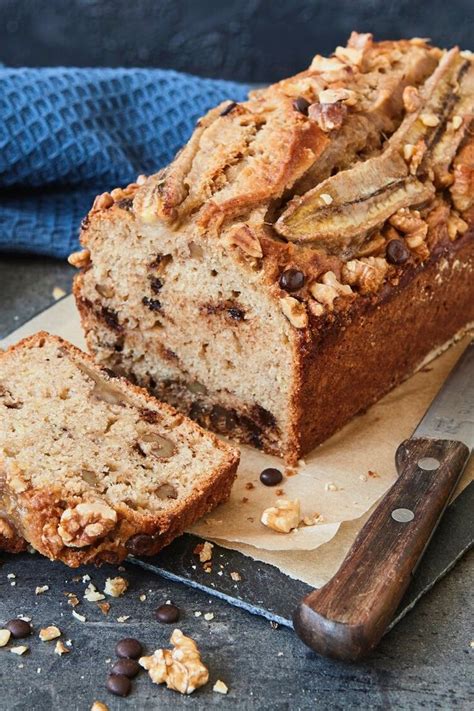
0, 332, 239, 567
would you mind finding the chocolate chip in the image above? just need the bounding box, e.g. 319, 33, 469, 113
279, 268, 306, 292
292, 97, 310, 115
149, 277, 163, 294
260, 468, 283, 486
101, 306, 122, 332
155, 603, 180, 624
227, 307, 245, 321
6, 618, 32, 638
116, 197, 134, 212
211, 405, 238, 431
386, 239, 410, 265
142, 296, 162, 311
220, 101, 237, 116
107, 673, 131, 697
111, 658, 141, 678
125, 533, 157, 556
115, 638, 143, 659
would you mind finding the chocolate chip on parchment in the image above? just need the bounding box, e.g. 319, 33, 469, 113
220, 101, 237, 116
106, 673, 131, 697
6, 619, 32, 638
279, 268, 306, 292
115, 638, 143, 659
292, 97, 310, 115
386, 239, 410, 265
260, 468, 283, 487
155, 603, 180, 624
111, 658, 141, 679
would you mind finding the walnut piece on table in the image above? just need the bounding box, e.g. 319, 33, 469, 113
139, 629, 209, 695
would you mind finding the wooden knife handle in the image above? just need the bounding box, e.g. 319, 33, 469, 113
293, 438, 470, 661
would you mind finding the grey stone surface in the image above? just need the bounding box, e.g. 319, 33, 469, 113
0, 255, 473, 710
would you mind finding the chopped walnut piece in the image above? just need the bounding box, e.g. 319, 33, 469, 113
230, 571, 241, 582
67, 593, 80, 608
10, 645, 28, 655
104, 576, 129, 598
389, 207, 429, 259
310, 55, 345, 73
92, 192, 114, 211
58, 501, 117, 548
35, 585, 49, 595
91, 703, 109, 711
226, 224, 263, 258
451, 160, 474, 212
139, 629, 209, 695
280, 297, 308, 329
302, 513, 324, 526
309, 101, 347, 132
447, 212, 469, 241
213, 680, 229, 694
261, 499, 301, 533
84, 583, 105, 602
97, 601, 111, 616
341, 257, 388, 294
54, 640, 70, 655
309, 271, 353, 311
402, 85, 421, 113
39, 626, 61, 642
318, 88, 357, 106
193, 541, 214, 563
0, 629, 11, 647
334, 44, 365, 67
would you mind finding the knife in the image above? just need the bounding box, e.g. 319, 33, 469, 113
293, 340, 474, 661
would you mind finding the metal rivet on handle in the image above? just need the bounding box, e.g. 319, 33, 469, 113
418, 457, 440, 471
392, 508, 415, 523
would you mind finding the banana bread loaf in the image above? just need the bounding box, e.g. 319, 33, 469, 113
72, 34, 474, 464
0, 332, 239, 566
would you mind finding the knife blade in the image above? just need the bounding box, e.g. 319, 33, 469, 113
293, 340, 473, 661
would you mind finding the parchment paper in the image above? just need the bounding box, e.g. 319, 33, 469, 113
1, 296, 472, 587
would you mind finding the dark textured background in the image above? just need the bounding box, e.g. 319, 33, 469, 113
0, 0, 472, 82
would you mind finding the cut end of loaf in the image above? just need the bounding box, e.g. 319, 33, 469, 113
0, 332, 239, 567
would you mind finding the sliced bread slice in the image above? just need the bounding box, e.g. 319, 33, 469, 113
0, 332, 239, 567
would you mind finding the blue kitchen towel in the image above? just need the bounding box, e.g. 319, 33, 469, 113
0, 67, 249, 258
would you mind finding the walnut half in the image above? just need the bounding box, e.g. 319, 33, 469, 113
57, 501, 117, 548
261, 499, 301, 533
139, 629, 209, 695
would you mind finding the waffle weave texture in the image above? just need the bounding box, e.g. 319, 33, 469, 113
0, 67, 249, 258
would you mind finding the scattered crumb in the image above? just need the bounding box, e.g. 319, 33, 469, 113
213, 680, 229, 695
193, 541, 214, 563
7, 573, 15, 579
104, 577, 128, 598
0, 629, 11, 647
194, 611, 202, 618
39, 626, 61, 642
270, 621, 279, 629
117, 616, 130, 623
245, 482, 255, 490
35, 585, 49, 595
10, 581, 16, 587
117, 566, 126, 572
97, 602, 110, 616
204, 613, 214, 621
368, 470, 380, 478
84, 583, 105, 602
217, 571, 223, 576
139, 594, 147, 602
65, 640, 73, 648
18, 616, 31, 622
54, 640, 70, 655
359, 474, 368, 482
302, 512, 324, 526
66, 593, 80, 608
275, 488, 285, 496
72, 611, 86, 623
82, 574, 91, 583
203, 562, 212, 574
277, 652, 284, 657
52, 286, 66, 300
230, 571, 241, 582
470, 640, 474, 649
325, 482, 339, 492
11, 646, 28, 655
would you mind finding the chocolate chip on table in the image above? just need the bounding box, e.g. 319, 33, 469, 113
155, 603, 180, 624
107, 673, 132, 697
386, 238, 410, 265
6, 618, 32, 638
279, 268, 306, 292
220, 101, 237, 116
111, 658, 141, 679
292, 97, 310, 115
260, 468, 283, 486
115, 638, 143, 659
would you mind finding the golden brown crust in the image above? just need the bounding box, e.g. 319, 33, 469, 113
0, 333, 239, 567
